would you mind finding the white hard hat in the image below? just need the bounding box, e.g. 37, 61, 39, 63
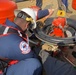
14, 8, 36, 29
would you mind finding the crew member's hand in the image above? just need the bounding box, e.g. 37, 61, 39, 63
42, 43, 58, 52
48, 9, 55, 16
40, 9, 55, 23
37, 9, 54, 24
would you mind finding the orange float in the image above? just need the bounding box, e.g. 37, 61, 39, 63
72, 0, 76, 10
0, 0, 17, 24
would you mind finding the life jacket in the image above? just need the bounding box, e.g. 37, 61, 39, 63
0, 25, 28, 74
30, 6, 41, 20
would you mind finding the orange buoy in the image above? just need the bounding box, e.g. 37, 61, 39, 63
0, 0, 17, 24
72, 0, 76, 10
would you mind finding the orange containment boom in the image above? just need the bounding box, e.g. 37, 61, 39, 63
0, 0, 17, 24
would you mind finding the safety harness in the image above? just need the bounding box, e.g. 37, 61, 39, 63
0, 25, 28, 75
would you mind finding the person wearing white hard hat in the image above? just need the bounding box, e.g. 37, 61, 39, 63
0, 8, 42, 75
16, 7, 54, 40
16, 6, 54, 22
14, 8, 37, 29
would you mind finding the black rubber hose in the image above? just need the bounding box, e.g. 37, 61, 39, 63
34, 18, 76, 46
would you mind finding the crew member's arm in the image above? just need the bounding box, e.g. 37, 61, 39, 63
37, 9, 54, 23
39, 50, 76, 75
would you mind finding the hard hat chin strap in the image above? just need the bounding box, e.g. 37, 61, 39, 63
26, 17, 33, 23
26, 17, 36, 29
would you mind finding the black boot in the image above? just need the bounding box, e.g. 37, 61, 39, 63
66, 7, 72, 13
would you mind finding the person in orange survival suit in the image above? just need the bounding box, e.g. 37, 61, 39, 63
0, 8, 42, 75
